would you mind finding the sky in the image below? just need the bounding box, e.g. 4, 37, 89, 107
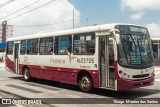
0, 0, 160, 38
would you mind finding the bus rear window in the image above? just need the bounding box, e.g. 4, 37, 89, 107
7, 42, 14, 55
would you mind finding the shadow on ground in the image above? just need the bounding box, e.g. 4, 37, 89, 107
9, 76, 160, 99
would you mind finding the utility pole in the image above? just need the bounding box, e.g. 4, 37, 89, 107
2, 21, 7, 43
73, 8, 74, 29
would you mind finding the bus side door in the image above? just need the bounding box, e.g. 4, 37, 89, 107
99, 36, 116, 89
14, 42, 20, 74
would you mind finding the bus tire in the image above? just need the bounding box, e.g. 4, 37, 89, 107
23, 68, 31, 81
79, 75, 93, 92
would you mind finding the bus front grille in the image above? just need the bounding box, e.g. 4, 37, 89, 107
132, 74, 150, 78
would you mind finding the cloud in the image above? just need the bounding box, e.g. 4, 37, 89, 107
146, 23, 160, 38
121, 0, 160, 11
0, 0, 80, 36
130, 12, 144, 20
121, 0, 160, 20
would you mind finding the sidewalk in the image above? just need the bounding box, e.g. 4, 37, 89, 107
155, 66, 160, 74
0, 61, 5, 68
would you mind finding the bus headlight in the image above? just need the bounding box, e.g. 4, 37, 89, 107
119, 70, 130, 78
119, 70, 122, 74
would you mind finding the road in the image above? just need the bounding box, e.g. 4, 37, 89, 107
0, 62, 160, 107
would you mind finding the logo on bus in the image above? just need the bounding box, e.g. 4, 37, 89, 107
50, 58, 65, 64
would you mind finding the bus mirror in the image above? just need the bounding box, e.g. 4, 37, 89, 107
115, 34, 120, 44
111, 29, 120, 44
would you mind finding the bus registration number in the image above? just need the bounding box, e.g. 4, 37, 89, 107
77, 58, 94, 63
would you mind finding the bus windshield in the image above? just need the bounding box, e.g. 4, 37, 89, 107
116, 25, 153, 68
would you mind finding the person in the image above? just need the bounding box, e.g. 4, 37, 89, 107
74, 48, 79, 54
50, 48, 53, 54
67, 45, 71, 55
128, 41, 133, 52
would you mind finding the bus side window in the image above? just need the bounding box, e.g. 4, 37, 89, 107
39, 37, 53, 55
54, 37, 58, 54
20, 40, 26, 55
54, 35, 72, 55
73, 33, 95, 55
27, 39, 38, 55
7, 42, 14, 55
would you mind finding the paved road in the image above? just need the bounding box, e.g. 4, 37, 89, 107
0, 62, 160, 107
0, 90, 52, 107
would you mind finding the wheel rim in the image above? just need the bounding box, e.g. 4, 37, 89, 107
24, 69, 29, 80
81, 77, 91, 91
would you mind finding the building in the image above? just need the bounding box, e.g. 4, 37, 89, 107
6, 25, 13, 40
0, 26, 2, 43
0, 24, 13, 52
0, 25, 13, 43
152, 38, 160, 65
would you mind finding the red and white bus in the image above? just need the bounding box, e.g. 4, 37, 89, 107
5, 23, 155, 92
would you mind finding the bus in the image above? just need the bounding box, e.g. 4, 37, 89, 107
5, 23, 155, 92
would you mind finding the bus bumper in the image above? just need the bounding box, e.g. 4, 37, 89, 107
117, 76, 155, 91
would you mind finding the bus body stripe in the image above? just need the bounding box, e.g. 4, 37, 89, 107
5, 56, 14, 73
19, 64, 99, 87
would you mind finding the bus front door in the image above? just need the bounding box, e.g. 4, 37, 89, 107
14, 43, 19, 74
99, 36, 115, 89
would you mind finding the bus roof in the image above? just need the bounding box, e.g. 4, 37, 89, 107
7, 23, 145, 42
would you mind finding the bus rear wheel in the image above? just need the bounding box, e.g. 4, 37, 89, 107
79, 75, 93, 92
23, 68, 31, 81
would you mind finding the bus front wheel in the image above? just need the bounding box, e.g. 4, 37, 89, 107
79, 75, 93, 92
23, 68, 31, 81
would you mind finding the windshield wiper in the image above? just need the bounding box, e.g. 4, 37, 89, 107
123, 32, 138, 50
129, 34, 143, 66
129, 34, 137, 49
